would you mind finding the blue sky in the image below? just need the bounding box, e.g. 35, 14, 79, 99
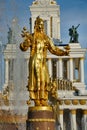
0, 0, 87, 85
0, 0, 87, 46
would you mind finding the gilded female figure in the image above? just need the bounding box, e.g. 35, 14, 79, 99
20, 16, 69, 106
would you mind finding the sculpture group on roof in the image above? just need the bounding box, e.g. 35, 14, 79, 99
69, 24, 80, 43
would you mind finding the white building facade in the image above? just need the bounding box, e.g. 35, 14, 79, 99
2, 0, 87, 130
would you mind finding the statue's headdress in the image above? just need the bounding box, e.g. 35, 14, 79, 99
35, 16, 44, 25
34, 16, 45, 34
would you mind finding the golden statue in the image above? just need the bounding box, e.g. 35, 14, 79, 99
20, 16, 69, 106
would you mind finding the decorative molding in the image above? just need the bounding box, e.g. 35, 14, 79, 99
79, 100, 86, 105
29, 106, 52, 111
80, 57, 84, 60
72, 99, 78, 105
38, 0, 50, 7
70, 109, 76, 114
28, 118, 55, 122
59, 110, 63, 114
83, 110, 87, 115
64, 100, 71, 105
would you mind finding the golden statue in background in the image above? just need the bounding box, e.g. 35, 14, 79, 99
20, 16, 69, 106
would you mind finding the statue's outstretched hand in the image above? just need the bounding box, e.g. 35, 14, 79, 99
20, 27, 32, 51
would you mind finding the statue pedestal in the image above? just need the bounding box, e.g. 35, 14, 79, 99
26, 106, 56, 130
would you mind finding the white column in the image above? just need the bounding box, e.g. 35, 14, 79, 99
59, 110, 63, 130
48, 58, 52, 78
82, 110, 87, 130
47, 19, 50, 37
56, 59, 59, 78
70, 110, 77, 130
69, 58, 73, 81
58, 58, 63, 78
80, 58, 84, 83
31, 17, 36, 33
67, 60, 70, 79
5, 59, 9, 86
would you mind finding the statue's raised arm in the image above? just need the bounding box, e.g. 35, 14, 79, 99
75, 24, 80, 29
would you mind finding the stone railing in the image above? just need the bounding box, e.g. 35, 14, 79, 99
50, 78, 75, 90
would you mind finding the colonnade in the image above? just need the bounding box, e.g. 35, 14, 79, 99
59, 109, 87, 130
47, 57, 84, 82
4, 57, 85, 88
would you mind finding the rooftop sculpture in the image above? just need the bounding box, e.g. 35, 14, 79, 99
69, 24, 80, 43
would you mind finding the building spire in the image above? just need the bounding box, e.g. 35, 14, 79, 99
30, 0, 60, 40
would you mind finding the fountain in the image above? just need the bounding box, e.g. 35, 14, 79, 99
7, 18, 28, 114
0, 18, 28, 130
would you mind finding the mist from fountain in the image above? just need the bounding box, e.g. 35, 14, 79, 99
0, 42, 4, 91
9, 18, 29, 115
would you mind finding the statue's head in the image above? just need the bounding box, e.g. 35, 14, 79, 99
72, 25, 74, 28
34, 16, 44, 33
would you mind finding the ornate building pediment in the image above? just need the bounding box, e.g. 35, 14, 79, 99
33, 0, 56, 6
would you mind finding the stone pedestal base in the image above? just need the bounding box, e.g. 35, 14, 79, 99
26, 106, 56, 130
